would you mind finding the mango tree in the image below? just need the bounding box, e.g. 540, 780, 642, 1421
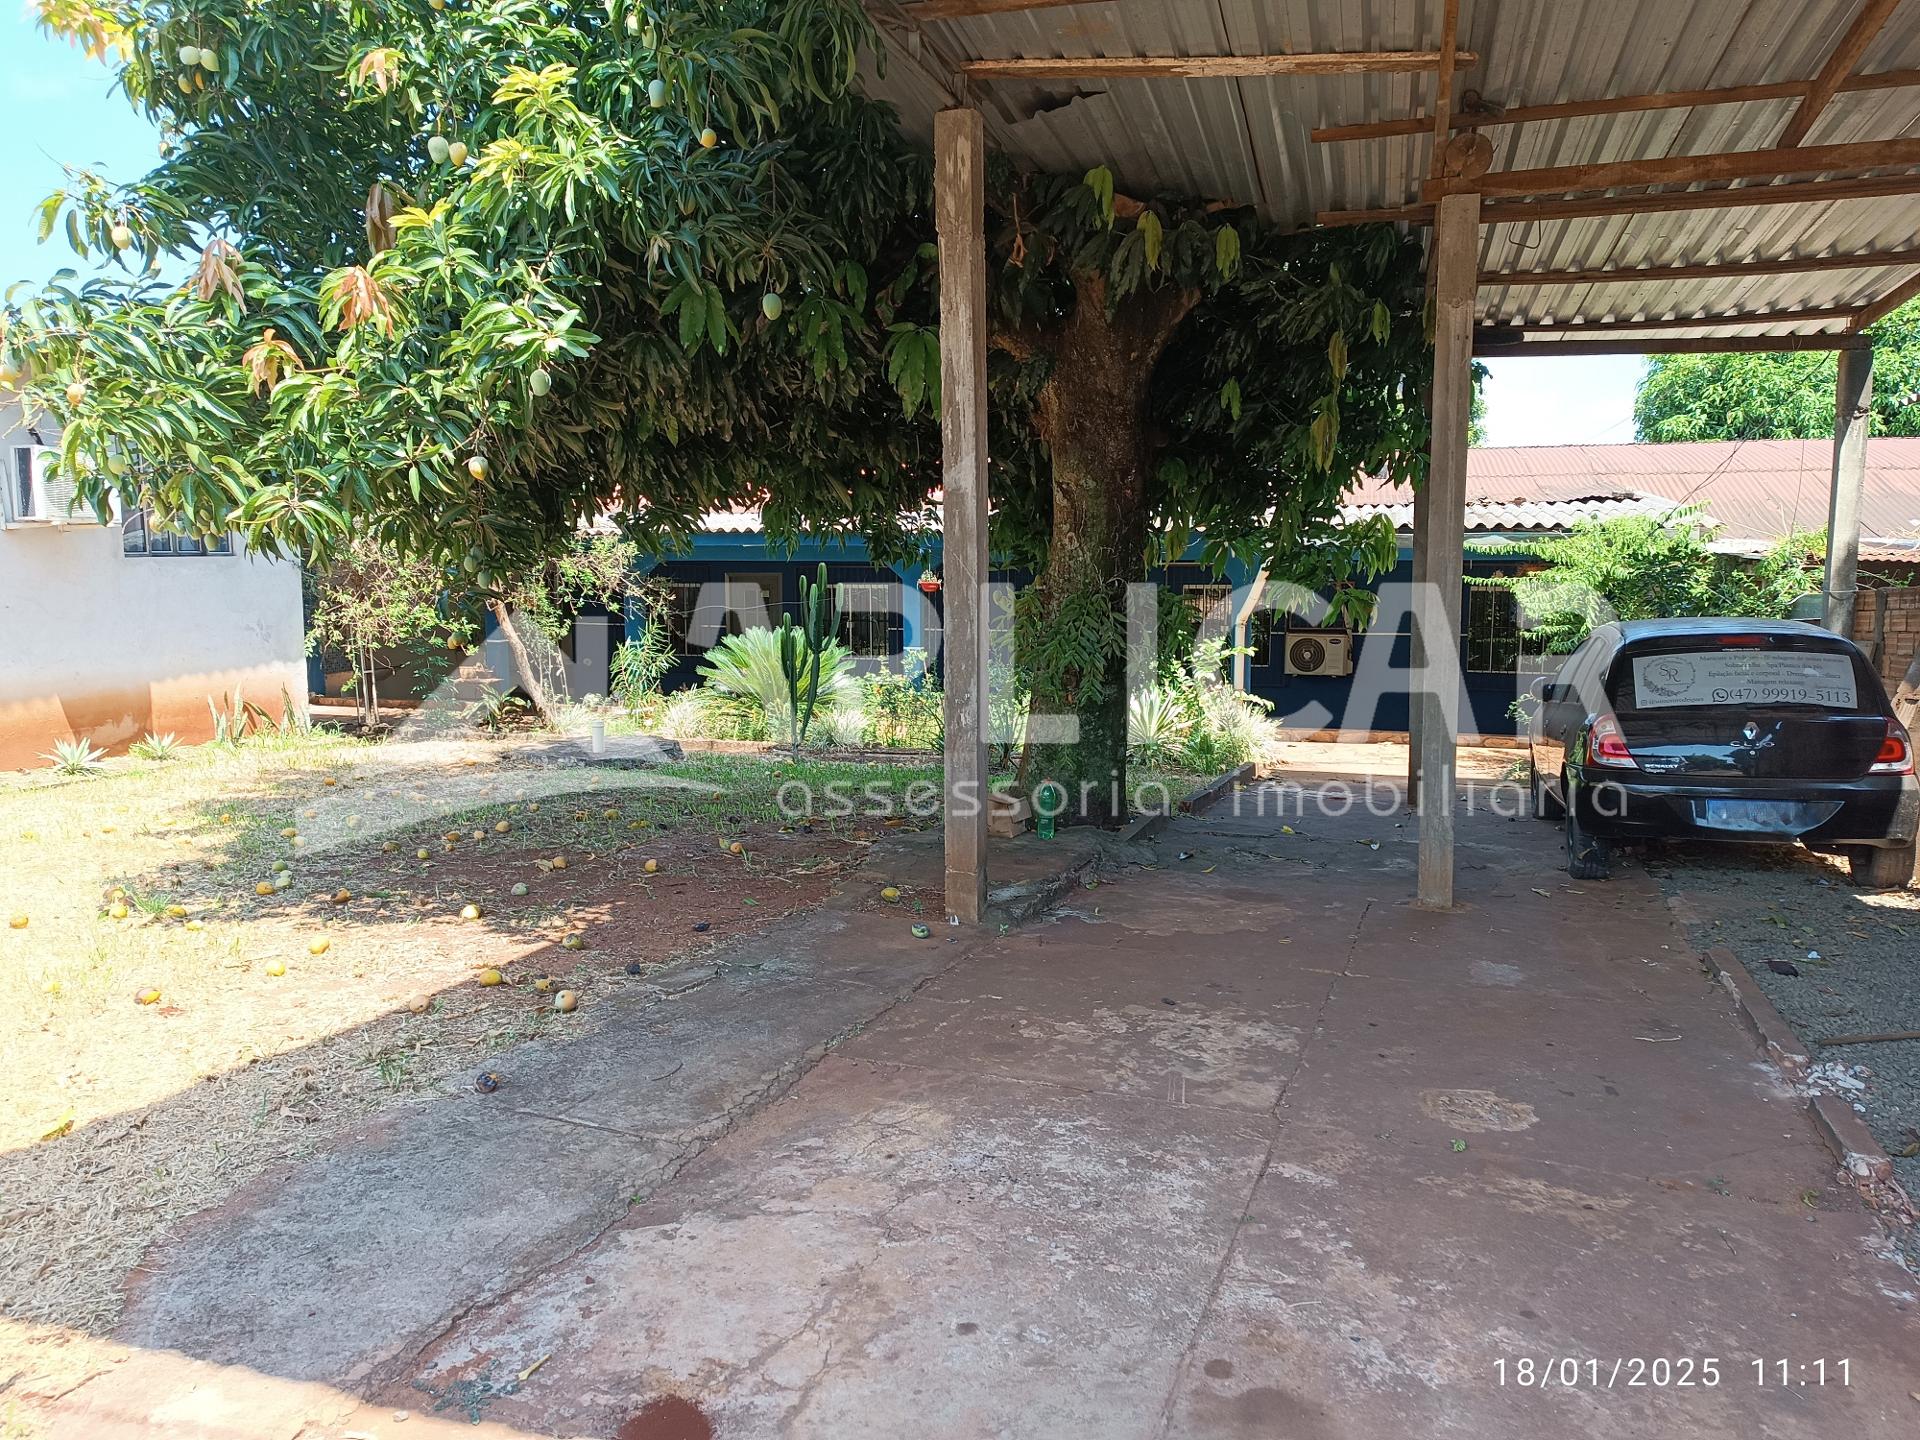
7, 0, 1430, 823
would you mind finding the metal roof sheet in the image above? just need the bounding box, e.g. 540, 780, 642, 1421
865, 0, 1920, 336
1344, 436, 1920, 539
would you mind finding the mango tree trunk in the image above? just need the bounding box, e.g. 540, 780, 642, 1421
1020, 273, 1197, 825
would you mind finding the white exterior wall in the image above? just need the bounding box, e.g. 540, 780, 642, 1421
0, 403, 307, 767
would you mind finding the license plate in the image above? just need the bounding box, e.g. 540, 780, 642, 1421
1696, 798, 1839, 834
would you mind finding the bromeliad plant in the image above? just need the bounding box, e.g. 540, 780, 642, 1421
776, 563, 841, 758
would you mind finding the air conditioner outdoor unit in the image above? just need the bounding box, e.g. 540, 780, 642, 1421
1284, 629, 1353, 678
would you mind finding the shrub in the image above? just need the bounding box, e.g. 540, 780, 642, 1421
861, 657, 943, 749
610, 613, 676, 712
698, 627, 853, 741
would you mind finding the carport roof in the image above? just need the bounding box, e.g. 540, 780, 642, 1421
864, 0, 1920, 348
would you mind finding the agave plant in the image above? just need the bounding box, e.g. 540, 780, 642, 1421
1127, 686, 1193, 767
42, 737, 108, 775
129, 731, 183, 762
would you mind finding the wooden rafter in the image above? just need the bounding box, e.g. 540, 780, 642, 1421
905, 0, 1090, 17
1426, 135, 1920, 201
1495, 308, 1859, 334
1777, 0, 1902, 146
958, 51, 1478, 80
1311, 67, 1920, 143
1482, 249, 1920, 287
1320, 172, 1920, 227
1475, 333, 1869, 357
1852, 269, 1920, 329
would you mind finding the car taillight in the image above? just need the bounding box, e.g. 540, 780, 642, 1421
1870, 719, 1913, 775
1587, 713, 1637, 769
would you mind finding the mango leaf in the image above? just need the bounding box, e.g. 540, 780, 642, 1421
1138, 210, 1163, 272
1214, 225, 1241, 279
1084, 166, 1115, 228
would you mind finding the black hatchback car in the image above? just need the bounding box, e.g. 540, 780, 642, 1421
1528, 619, 1919, 883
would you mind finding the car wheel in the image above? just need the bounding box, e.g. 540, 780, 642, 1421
1842, 841, 1916, 889
1530, 759, 1563, 821
1564, 775, 1610, 880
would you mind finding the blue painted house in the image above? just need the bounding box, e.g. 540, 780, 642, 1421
621, 484, 1687, 739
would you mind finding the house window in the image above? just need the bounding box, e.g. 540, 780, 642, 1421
834, 576, 902, 659
10, 446, 38, 520
1181, 583, 1233, 628
1465, 583, 1521, 673
122, 507, 232, 557
723, 572, 781, 635
656, 580, 706, 654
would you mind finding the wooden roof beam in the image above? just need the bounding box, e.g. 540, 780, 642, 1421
1319, 171, 1920, 228
1475, 332, 1870, 357
1425, 136, 1920, 201
1495, 309, 1860, 335
905, 0, 1093, 18
1851, 269, 1920, 330
1311, 68, 1920, 143
959, 51, 1478, 81
1777, 0, 1902, 146
1482, 249, 1920, 287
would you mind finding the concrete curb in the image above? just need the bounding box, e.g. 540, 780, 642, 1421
1808, 1094, 1897, 1187
1179, 762, 1257, 818
1703, 945, 1911, 1216
1111, 763, 1258, 845
1114, 810, 1169, 845
1702, 945, 1811, 1081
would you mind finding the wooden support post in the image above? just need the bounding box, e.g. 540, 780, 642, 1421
935, 107, 990, 924
1417, 190, 1478, 909
1407, 469, 1429, 794
1825, 344, 1873, 634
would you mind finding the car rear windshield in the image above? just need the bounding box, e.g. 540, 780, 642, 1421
1607, 636, 1877, 714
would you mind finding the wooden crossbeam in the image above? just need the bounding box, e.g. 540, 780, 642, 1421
1852, 269, 1920, 329
1311, 68, 1920, 143
1320, 172, 1920, 227
1426, 136, 1920, 200
1778, 0, 1903, 146
1481, 249, 1920, 287
959, 51, 1477, 80
1475, 332, 1868, 357
905, 0, 1091, 17
1497, 308, 1859, 334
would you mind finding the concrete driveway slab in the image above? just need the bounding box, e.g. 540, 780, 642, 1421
397, 1055, 1273, 1439
1287, 971, 1831, 1201
1165, 1119, 1915, 1440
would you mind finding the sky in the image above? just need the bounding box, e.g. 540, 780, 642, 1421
0, 7, 163, 294
0, 7, 1649, 450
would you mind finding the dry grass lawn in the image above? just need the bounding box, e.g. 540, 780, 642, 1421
0, 732, 938, 1335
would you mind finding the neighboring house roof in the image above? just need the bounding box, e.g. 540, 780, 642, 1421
658, 440, 1920, 547
1347, 439, 1920, 545
1339, 491, 1691, 535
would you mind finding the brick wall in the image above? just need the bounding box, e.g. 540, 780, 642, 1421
1851, 586, 1920, 691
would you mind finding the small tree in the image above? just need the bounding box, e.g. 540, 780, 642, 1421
1471, 511, 1822, 655
307, 537, 474, 727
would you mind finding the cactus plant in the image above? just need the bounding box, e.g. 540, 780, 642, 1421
777, 563, 841, 757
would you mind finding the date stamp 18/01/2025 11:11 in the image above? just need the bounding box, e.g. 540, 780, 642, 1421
1495, 1357, 1852, 1389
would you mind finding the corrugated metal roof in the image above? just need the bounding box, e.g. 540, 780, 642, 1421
1344, 436, 1920, 539
865, 0, 1920, 335
1343, 490, 1698, 531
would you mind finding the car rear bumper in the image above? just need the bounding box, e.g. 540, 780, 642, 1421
1570, 770, 1920, 846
